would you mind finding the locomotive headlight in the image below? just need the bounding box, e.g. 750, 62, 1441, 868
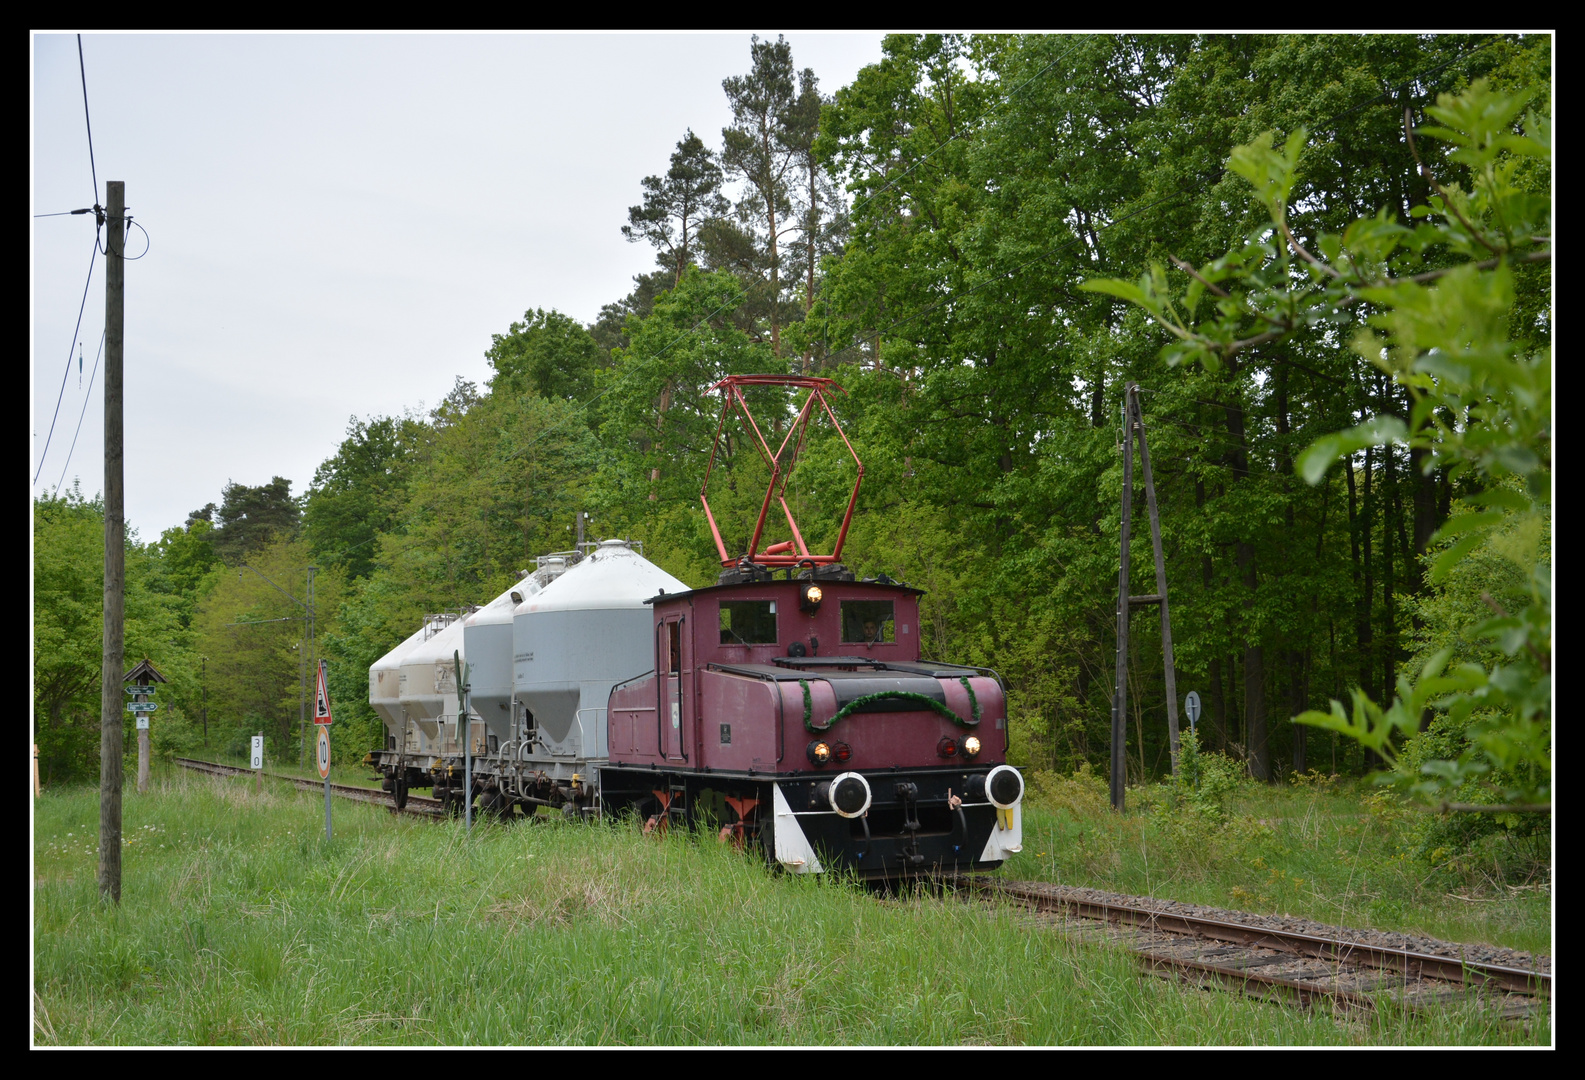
961, 735, 982, 758
984, 764, 1024, 809
826, 772, 872, 818
801, 583, 824, 612
806, 585, 823, 604
807, 740, 833, 765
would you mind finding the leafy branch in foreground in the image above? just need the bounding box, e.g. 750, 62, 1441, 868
1082, 80, 1550, 811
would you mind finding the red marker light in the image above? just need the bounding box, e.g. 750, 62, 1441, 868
937, 736, 958, 758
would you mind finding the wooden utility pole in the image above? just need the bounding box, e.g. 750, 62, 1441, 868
98, 181, 125, 904
1110, 383, 1183, 813
1134, 385, 1183, 775
1110, 391, 1133, 813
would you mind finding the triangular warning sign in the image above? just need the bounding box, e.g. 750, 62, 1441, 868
314, 660, 334, 725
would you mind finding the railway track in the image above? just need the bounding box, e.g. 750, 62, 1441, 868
173, 757, 445, 817
983, 880, 1549, 1022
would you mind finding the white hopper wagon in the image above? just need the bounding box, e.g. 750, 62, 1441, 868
493, 539, 688, 816
369, 614, 452, 755
461, 556, 572, 746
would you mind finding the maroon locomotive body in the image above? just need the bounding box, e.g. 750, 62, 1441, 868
603, 568, 1025, 879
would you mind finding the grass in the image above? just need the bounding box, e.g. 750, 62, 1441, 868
1005, 769, 1552, 957
33, 772, 1547, 1046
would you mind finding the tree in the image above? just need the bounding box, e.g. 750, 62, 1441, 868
623, 130, 731, 287
722, 34, 802, 357
781, 67, 849, 371
485, 308, 607, 407
210, 476, 300, 565
303, 414, 423, 581
192, 532, 342, 759
1083, 78, 1550, 808
33, 488, 191, 782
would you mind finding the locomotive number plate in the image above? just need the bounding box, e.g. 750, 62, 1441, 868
720, 723, 731, 744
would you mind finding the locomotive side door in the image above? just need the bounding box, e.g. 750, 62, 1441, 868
660, 615, 689, 763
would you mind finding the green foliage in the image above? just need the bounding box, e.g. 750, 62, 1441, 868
304, 415, 424, 581
1087, 76, 1550, 809
622, 130, 731, 286
1166, 728, 1248, 823
210, 476, 301, 565
191, 533, 343, 760
33, 489, 195, 783
484, 308, 608, 406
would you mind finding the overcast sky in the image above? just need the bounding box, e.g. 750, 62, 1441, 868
30, 32, 887, 540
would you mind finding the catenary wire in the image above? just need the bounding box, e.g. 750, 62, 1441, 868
53, 328, 106, 499
34, 235, 100, 485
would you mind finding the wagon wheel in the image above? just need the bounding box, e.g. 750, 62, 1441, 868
392, 773, 409, 810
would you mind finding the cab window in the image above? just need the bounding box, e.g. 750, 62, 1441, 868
720, 600, 777, 645
841, 600, 895, 644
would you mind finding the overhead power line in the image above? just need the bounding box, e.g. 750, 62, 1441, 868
77, 35, 99, 204
53, 328, 106, 499
34, 235, 100, 485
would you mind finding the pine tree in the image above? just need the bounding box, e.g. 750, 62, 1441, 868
622, 130, 731, 287
722, 34, 801, 358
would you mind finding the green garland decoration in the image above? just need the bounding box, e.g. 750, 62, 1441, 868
959, 677, 981, 724
800, 680, 813, 730
806, 690, 978, 734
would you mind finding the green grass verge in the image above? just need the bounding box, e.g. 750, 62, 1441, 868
33, 773, 1545, 1045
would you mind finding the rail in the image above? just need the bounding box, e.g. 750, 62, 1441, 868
174, 757, 444, 817
983, 880, 1548, 1018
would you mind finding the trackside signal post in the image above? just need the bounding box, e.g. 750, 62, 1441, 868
315, 660, 334, 841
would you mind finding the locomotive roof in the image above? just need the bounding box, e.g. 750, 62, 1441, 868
644, 577, 925, 606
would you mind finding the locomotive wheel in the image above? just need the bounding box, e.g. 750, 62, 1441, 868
716, 796, 759, 851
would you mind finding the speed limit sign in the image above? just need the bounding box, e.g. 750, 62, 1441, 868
316, 725, 331, 779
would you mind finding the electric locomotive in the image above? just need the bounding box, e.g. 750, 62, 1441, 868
601, 375, 1024, 878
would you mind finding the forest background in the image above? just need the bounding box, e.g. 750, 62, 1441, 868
34, 33, 1550, 873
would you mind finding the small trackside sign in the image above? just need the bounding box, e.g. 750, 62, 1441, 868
314, 660, 333, 725
316, 726, 331, 779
